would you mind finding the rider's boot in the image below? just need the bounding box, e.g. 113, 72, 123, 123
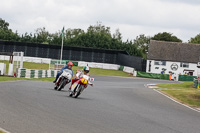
53, 79, 56, 83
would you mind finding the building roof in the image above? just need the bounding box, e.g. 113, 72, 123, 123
147, 40, 200, 63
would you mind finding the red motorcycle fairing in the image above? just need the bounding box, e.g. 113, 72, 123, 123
71, 77, 88, 88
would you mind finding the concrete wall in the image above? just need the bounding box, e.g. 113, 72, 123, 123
0, 63, 6, 75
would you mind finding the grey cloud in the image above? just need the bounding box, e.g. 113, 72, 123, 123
0, 0, 200, 42
160, 0, 200, 5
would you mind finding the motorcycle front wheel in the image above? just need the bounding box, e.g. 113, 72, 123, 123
58, 78, 67, 91
74, 85, 84, 98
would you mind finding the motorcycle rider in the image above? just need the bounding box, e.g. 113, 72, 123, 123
69, 66, 93, 90
53, 62, 73, 83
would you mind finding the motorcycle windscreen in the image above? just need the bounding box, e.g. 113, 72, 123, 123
71, 82, 78, 91
63, 69, 73, 76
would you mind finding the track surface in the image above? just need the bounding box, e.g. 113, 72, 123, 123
0, 75, 200, 133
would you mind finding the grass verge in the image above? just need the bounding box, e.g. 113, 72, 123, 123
0, 60, 49, 73
156, 82, 200, 108
156, 81, 193, 90
0, 60, 130, 77
0, 130, 5, 133
0, 76, 55, 82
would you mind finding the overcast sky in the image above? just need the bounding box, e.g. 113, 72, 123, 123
1, 0, 200, 42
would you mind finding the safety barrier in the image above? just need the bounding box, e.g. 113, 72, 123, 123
17, 68, 59, 78
178, 75, 197, 81
136, 71, 169, 80
123, 66, 134, 74
78, 61, 120, 70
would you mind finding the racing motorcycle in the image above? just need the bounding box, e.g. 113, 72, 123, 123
69, 74, 93, 98
54, 69, 72, 91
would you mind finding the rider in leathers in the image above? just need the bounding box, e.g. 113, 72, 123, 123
53, 62, 73, 83
69, 66, 93, 90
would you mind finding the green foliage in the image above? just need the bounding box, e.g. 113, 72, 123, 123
0, 18, 20, 41
133, 34, 151, 59
0, 18, 9, 30
152, 32, 182, 42
1, 19, 189, 59
189, 34, 200, 44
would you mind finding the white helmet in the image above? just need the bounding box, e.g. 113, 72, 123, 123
83, 66, 90, 73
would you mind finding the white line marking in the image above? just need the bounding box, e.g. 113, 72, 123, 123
146, 83, 158, 86
144, 84, 159, 88
153, 89, 200, 113
148, 86, 159, 89
0, 127, 10, 133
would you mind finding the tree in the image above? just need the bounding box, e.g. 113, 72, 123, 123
49, 32, 62, 45
65, 28, 84, 40
152, 32, 182, 42
0, 18, 155, 58
0, 18, 20, 41
189, 34, 200, 44
133, 34, 151, 59
35, 27, 49, 44
113, 28, 122, 41
0, 18, 9, 30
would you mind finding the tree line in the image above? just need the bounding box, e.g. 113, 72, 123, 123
0, 18, 200, 59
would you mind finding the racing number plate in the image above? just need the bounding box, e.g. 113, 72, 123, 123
71, 82, 78, 90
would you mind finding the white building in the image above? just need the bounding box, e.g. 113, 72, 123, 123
146, 40, 200, 76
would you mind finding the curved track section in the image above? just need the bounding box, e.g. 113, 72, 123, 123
0, 76, 200, 133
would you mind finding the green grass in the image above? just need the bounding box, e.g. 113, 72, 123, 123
0, 131, 5, 133
0, 60, 49, 73
85, 67, 130, 77
156, 82, 200, 107
162, 90, 200, 107
0, 60, 131, 77
23, 62, 49, 70
156, 81, 193, 90
0, 76, 55, 82
0, 76, 26, 81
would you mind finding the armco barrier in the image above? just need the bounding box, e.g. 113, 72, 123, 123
178, 75, 197, 81
17, 68, 58, 78
136, 71, 169, 80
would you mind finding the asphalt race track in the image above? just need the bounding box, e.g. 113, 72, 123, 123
0, 75, 200, 133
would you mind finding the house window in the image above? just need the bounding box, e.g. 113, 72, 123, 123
180, 63, 189, 68
154, 61, 166, 66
